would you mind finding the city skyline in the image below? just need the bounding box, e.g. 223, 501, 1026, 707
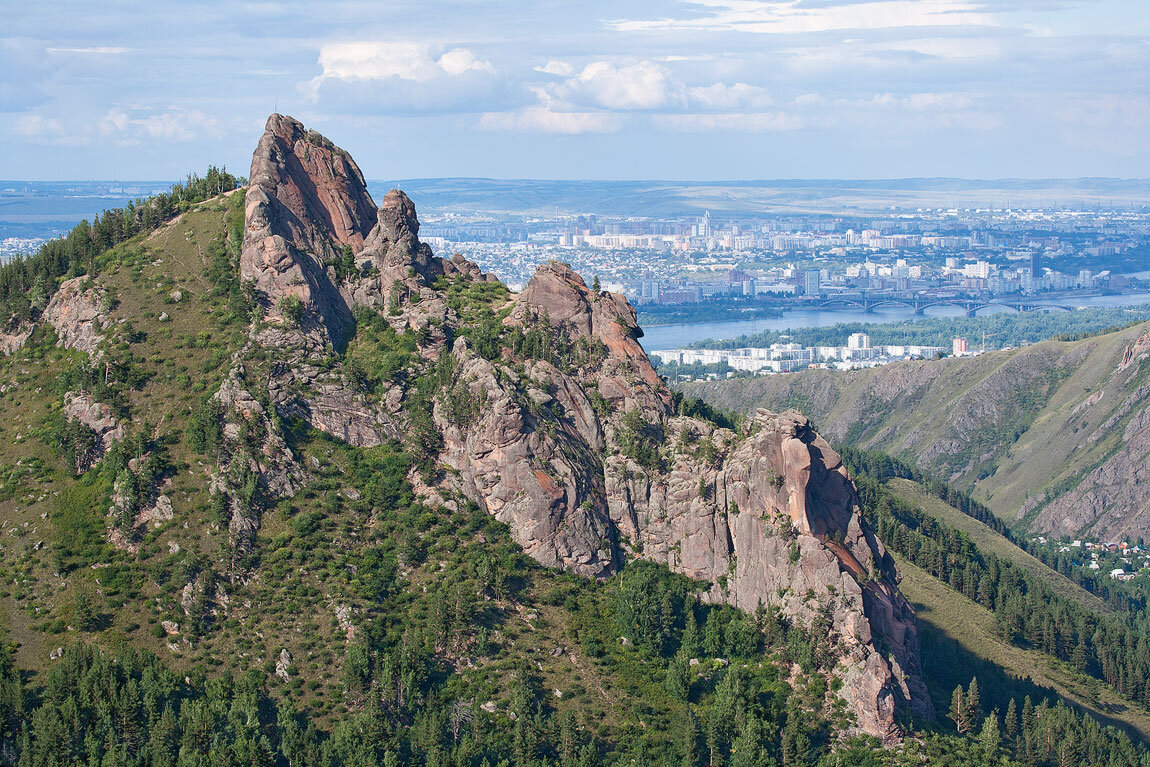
3, 0, 1149, 180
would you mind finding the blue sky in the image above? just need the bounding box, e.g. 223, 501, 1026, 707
2, 0, 1148, 180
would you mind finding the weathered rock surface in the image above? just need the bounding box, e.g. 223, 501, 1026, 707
1034, 402, 1150, 539
232, 115, 934, 737
0, 322, 32, 356
43, 277, 109, 357
63, 391, 124, 457
242, 114, 374, 347
210, 363, 304, 563
433, 263, 932, 737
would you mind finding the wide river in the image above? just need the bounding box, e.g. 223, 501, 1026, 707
638, 293, 1150, 350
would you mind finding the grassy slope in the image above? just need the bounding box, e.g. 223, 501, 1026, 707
896, 553, 1150, 740
0, 201, 248, 673
684, 320, 1150, 523
885, 478, 1107, 613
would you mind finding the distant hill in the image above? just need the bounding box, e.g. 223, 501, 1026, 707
367, 177, 1150, 216
683, 321, 1150, 539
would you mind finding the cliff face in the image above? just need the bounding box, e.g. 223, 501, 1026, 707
233, 115, 933, 738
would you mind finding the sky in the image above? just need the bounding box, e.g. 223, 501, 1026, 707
2, 0, 1149, 181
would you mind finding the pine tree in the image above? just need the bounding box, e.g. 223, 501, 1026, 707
592, 275, 601, 293
949, 685, 969, 734
979, 710, 1001, 757
679, 706, 700, 767
729, 717, 764, 767
665, 656, 690, 702
682, 607, 700, 658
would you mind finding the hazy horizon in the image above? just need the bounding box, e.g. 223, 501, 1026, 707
5, 1, 1150, 180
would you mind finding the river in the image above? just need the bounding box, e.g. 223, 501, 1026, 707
638, 293, 1150, 350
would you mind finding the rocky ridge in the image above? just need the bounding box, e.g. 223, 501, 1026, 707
215, 114, 937, 737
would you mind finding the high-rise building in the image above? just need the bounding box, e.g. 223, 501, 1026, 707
952, 338, 969, 355
848, 332, 871, 350
1031, 251, 1042, 276
697, 211, 712, 238
804, 269, 821, 297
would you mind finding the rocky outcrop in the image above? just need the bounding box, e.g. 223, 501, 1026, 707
605, 410, 930, 737
0, 321, 32, 356
431, 263, 932, 737
42, 277, 109, 357
242, 114, 375, 347
1119, 330, 1150, 371
210, 363, 304, 565
63, 391, 125, 463
232, 115, 933, 737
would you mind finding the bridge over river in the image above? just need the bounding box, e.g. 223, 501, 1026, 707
811, 296, 1074, 317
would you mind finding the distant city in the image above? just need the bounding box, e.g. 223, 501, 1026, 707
419, 207, 1149, 314
3, 183, 1148, 320
647, 331, 1012, 380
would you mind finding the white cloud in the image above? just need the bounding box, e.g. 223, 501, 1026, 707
654, 111, 801, 132
478, 106, 623, 134
554, 61, 685, 110
438, 48, 496, 77
535, 60, 575, 76
13, 114, 66, 137
45, 47, 130, 55
307, 41, 494, 92
688, 82, 773, 110
99, 107, 222, 142
611, 0, 996, 35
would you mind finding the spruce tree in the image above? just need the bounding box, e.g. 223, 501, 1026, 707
966, 677, 982, 725
1004, 698, 1019, 740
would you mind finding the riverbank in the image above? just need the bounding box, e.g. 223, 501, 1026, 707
639, 294, 1150, 350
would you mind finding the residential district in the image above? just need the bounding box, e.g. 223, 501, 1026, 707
647, 332, 990, 378
421, 207, 1149, 312
1032, 536, 1150, 582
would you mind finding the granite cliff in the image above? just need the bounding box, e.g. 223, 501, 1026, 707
220, 115, 934, 737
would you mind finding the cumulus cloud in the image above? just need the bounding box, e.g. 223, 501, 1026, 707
99, 107, 222, 143
553, 61, 685, 110
302, 41, 505, 114
13, 114, 67, 138
478, 105, 623, 134
308, 42, 494, 90
687, 82, 773, 110
535, 60, 575, 76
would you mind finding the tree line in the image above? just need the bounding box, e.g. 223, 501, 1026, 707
0, 167, 243, 326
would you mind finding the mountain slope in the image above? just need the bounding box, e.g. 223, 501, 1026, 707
884, 478, 1107, 613
897, 554, 1150, 740
0, 111, 936, 752
684, 322, 1150, 538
